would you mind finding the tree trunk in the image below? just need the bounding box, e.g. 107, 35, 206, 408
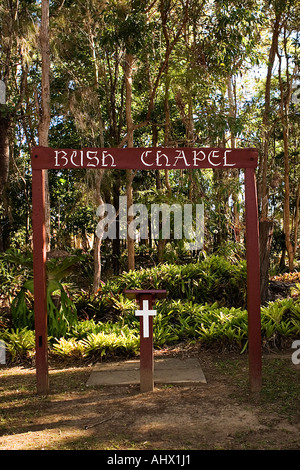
259, 14, 281, 219
259, 220, 273, 304
278, 29, 295, 272
257, 14, 281, 300
227, 75, 241, 242
293, 180, 300, 257
0, 114, 10, 251
93, 169, 104, 293
112, 172, 121, 275
227, 75, 236, 149
153, 124, 166, 263
124, 52, 135, 271
38, 0, 51, 252
282, 126, 294, 271
0, 114, 10, 197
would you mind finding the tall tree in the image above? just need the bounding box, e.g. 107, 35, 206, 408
277, 14, 299, 271
37, 0, 51, 251
257, 3, 282, 301
0, 0, 33, 250
124, 52, 135, 271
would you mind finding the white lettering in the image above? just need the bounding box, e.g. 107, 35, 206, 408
208, 150, 221, 167
193, 149, 206, 166
107, 455, 142, 467
102, 150, 116, 167
141, 150, 154, 166
128, 204, 149, 240
223, 150, 235, 167
96, 203, 116, 240
118, 196, 128, 240
151, 203, 182, 240
54, 150, 68, 167
184, 203, 204, 250
156, 150, 170, 167
70, 150, 80, 167
0, 340, 5, 364
174, 149, 190, 166
86, 150, 99, 167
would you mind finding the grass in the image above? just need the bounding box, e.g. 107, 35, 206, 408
215, 355, 300, 419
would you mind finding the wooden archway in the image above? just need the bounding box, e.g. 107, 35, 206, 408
31, 146, 261, 394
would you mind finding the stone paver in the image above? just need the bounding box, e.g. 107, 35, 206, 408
86, 357, 207, 387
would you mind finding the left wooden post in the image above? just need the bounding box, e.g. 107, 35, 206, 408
32, 168, 49, 394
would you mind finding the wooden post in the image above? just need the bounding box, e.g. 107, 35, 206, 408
124, 290, 167, 392
138, 293, 155, 392
32, 168, 48, 394
245, 167, 262, 392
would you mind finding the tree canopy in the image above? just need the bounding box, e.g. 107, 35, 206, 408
0, 0, 300, 293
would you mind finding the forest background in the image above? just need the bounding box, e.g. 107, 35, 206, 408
0, 0, 300, 358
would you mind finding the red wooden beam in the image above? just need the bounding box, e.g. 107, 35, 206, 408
32, 147, 258, 170
245, 167, 262, 392
32, 169, 48, 394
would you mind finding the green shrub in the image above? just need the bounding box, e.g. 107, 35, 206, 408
103, 255, 247, 308
11, 279, 78, 338
260, 298, 300, 347
0, 249, 32, 299
74, 291, 136, 322
2, 297, 300, 362
52, 325, 140, 360
155, 300, 248, 350
7, 251, 82, 338
51, 337, 85, 359
0, 327, 35, 362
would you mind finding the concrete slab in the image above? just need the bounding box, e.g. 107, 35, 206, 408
86, 357, 207, 387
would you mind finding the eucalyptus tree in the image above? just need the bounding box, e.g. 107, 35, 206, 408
276, 0, 300, 271
0, 0, 38, 251
187, 0, 263, 249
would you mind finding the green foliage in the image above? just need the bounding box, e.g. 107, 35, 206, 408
11, 278, 78, 338
52, 323, 140, 360
0, 249, 33, 298
2, 254, 300, 363
2, 295, 300, 363
8, 252, 82, 338
50, 296, 300, 360
0, 327, 35, 362
155, 300, 248, 351
103, 255, 247, 308
74, 290, 136, 323
260, 298, 300, 347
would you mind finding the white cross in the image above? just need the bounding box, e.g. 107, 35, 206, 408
135, 300, 157, 338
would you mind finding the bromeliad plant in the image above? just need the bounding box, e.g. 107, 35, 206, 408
103, 255, 247, 308
11, 253, 82, 338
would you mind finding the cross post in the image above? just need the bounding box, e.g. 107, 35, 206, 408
135, 299, 157, 338
124, 289, 167, 392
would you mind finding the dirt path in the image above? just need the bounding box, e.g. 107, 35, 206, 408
0, 350, 299, 450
